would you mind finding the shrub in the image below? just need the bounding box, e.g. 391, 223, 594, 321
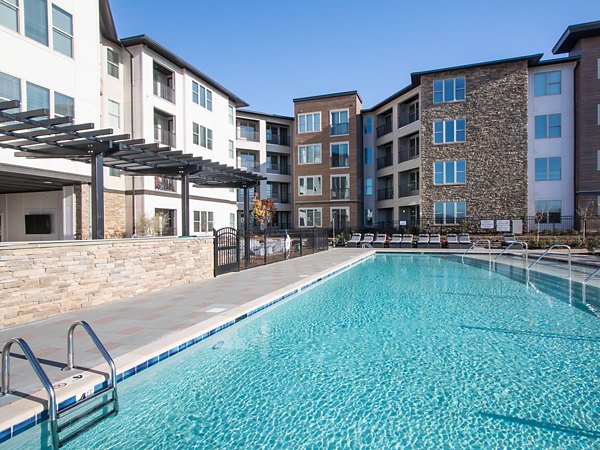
587, 238, 598, 254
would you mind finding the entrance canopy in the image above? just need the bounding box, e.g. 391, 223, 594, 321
0, 100, 265, 238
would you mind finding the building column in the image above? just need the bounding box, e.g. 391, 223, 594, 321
244, 185, 250, 262
181, 173, 190, 236
62, 186, 75, 240
91, 152, 104, 239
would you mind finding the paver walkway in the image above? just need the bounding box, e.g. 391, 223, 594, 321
0, 248, 370, 409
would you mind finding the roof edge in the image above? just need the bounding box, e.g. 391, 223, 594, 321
553, 20, 600, 54
236, 109, 294, 121
361, 83, 417, 113
293, 90, 362, 104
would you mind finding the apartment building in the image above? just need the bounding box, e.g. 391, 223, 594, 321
553, 21, 600, 215
235, 110, 293, 229
292, 92, 363, 230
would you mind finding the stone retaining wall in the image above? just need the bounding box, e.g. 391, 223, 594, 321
0, 237, 214, 329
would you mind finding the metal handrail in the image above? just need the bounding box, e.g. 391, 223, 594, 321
493, 241, 528, 267
63, 321, 119, 412
1, 338, 59, 449
461, 239, 491, 264
582, 266, 600, 305
528, 244, 571, 280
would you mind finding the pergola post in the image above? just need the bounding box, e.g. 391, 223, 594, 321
181, 173, 190, 236
244, 185, 250, 262
91, 151, 104, 239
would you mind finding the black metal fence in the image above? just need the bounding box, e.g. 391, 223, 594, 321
214, 227, 329, 275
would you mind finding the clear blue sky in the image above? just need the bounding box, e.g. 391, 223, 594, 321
110, 0, 599, 116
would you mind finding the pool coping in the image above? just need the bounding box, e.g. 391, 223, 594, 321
0, 250, 376, 445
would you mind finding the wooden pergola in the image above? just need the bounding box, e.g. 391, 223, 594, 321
0, 100, 265, 239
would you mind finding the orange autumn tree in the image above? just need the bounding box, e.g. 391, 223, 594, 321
252, 192, 277, 228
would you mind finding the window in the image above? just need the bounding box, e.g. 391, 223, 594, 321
206, 89, 212, 111
535, 157, 561, 181
331, 142, 349, 168
535, 114, 561, 139
433, 119, 466, 144
364, 116, 372, 134
54, 92, 74, 117
434, 160, 466, 185
26, 82, 48, 110
331, 175, 349, 200
192, 81, 199, 104
298, 112, 321, 133
109, 168, 121, 177
434, 201, 466, 225
228, 105, 234, 124
298, 176, 322, 196
298, 208, 322, 227
535, 200, 561, 224
534, 71, 561, 96
108, 100, 120, 129
0, 0, 19, 32
52, 5, 72, 57
433, 77, 465, 103
229, 140, 234, 158
408, 101, 419, 123
192, 122, 199, 145
199, 125, 213, 149
365, 178, 373, 195
107, 48, 119, 78
298, 144, 321, 164
196, 85, 212, 110
24, 0, 47, 45
330, 110, 348, 135
364, 147, 372, 165
193, 211, 214, 233
0, 72, 21, 110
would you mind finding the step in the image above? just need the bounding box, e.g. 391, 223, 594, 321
57, 385, 114, 418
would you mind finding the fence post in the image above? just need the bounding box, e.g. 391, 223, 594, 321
312, 228, 316, 254
300, 228, 303, 256
213, 228, 218, 277
264, 229, 268, 266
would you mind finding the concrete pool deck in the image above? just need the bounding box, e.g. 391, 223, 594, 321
0, 247, 597, 443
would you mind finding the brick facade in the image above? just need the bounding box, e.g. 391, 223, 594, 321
419, 60, 529, 226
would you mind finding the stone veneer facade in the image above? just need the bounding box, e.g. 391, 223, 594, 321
74, 185, 127, 239
0, 237, 213, 329
419, 60, 530, 226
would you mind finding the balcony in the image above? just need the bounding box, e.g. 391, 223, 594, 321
330, 122, 349, 136
376, 121, 392, 138
237, 127, 259, 142
266, 134, 290, 146
267, 163, 291, 175
377, 187, 394, 201
237, 189, 255, 202
331, 188, 350, 200
268, 192, 290, 204
376, 153, 393, 169
398, 184, 420, 198
238, 159, 260, 172
154, 176, 176, 192
153, 81, 175, 103
331, 154, 349, 168
154, 126, 176, 147
398, 144, 419, 163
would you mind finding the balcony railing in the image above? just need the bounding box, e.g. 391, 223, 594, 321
398, 146, 419, 163
266, 134, 290, 146
153, 81, 175, 103
376, 121, 392, 138
331, 154, 349, 168
267, 192, 290, 204
237, 127, 259, 142
266, 163, 291, 175
376, 153, 393, 169
154, 126, 176, 147
154, 176, 176, 192
238, 159, 260, 171
330, 122, 349, 136
377, 187, 394, 200
331, 188, 350, 200
398, 184, 420, 198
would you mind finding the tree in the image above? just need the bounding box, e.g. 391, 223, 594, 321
252, 192, 277, 229
577, 197, 600, 242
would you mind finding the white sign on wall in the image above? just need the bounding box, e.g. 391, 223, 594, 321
480, 220, 494, 229
496, 220, 511, 232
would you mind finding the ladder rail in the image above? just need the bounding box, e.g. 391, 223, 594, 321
1, 338, 60, 449
64, 320, 119, 413
582, 266, 600, 306
528, 244, 571, 280
493, 241, 528, 268
461, 239, 491, 264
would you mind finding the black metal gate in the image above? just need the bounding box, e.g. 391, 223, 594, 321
214, 227, 240, 276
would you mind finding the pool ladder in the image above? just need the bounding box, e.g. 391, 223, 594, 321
0, 320, 118, 449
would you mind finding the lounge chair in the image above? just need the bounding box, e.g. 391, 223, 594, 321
447, 233, 460, 249
429, 234, 441, 248
360, 233, 375, 247
458, 233, 472, 249
346, 233, 362, 248
416, 234, 430, 248
372, 234, 388, 248
400, 234, 413, 248
388, 234, 402, 248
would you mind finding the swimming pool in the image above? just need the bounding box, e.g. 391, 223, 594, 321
8, 254, 600, 448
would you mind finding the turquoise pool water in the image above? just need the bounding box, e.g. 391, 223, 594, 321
10, 255, 600, 448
